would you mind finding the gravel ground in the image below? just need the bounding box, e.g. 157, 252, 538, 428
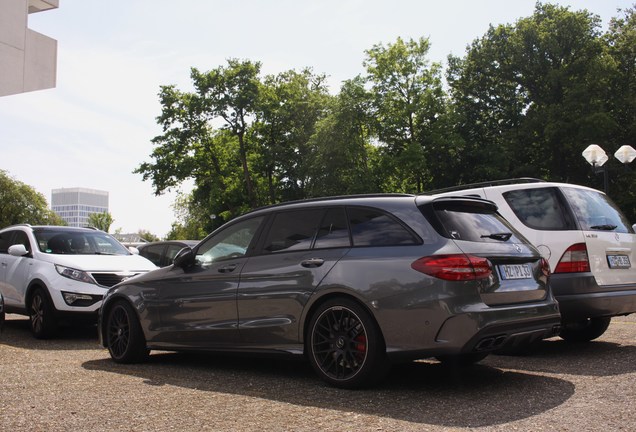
1, 313, 635, 432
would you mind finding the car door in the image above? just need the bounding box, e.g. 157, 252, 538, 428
0, 230, 34, 308
151, 216, 265, 347
237, 208, 351, 346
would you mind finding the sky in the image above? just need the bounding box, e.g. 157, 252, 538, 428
0, 0, 632, 238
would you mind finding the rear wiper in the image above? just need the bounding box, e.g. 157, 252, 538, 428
481, 232, 513, 241
590, 224, 617, 231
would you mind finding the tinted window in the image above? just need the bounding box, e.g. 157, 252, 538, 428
562, 187, 633, 233
165, 244, 186, 264
33, 229, 130, 255
314, 208, 351, 249
348, 207, 418, 246
196, 216, 264, 266
0, 231, 15, 253
434, 202, 525, 243
13, 231, 31, 252
141, 244, 165, 266
503, 187, 575, 230
263, 210, 323, 253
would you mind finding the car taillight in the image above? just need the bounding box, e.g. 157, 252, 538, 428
411, 254, 492, 281
554, 243, 590, 273
540, 257, 551, 277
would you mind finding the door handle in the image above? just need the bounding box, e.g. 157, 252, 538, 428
218, 264, 238, 273
301, 258, 324, 268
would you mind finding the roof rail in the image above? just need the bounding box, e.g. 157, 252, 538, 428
2, 223, 33, 229
423, 178, 545, 195
249, 193, 416, 213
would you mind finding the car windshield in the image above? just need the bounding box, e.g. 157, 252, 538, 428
562, 188, 634, 233
33, 229, 131, 255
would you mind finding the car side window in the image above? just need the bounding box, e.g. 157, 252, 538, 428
12, 231, 31, 252
262, 210, 324, 253
165, 244, 186, 264
0, 231, 14, 254
142, 244, 165, 266
314, 208, 351, 249
196, 216, 264, 266
503, 187, 575, 230
347, 207, 419, 247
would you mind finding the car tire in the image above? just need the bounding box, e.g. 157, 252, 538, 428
105, 301, 149, 363
29, 288, 57, 339
559, 317, 611, 342
436, 352, 489, 366
307, 298, 389, 389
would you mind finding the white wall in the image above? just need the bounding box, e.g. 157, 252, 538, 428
0, 0, 58, 97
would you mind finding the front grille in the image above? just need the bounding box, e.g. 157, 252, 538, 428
91, 273, 141, 287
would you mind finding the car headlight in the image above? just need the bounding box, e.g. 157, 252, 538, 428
61, 291, 102, 306
55, 265, 96, 285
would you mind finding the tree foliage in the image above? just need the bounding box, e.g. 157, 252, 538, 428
88, 211, 114, 232
0, 170, 65, 228
137, 4, 636, 227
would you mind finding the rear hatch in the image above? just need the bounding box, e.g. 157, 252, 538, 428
423, 197, 549, 306
561, 187, 636, 287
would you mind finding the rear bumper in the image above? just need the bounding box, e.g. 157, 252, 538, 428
550, 273, 636, 321
386, 302, 561, 362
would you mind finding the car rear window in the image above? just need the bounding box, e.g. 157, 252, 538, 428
561, 187, 634, 233
503, 187, 576, 230
432, 201, 526, 244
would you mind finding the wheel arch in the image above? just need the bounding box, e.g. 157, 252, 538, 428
301, 291, 386, 353
25, 279, 52, 312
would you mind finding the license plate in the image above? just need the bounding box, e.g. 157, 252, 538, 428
498, 264, 532, 280
607, 255, 631, 269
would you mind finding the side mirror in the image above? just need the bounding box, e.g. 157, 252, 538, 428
632, 223, 636, 233
173, 247, 195, 268
128, 246, 140, 255
8, 244, 29, 257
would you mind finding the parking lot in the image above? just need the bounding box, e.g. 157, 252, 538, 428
1, 314, 635, 432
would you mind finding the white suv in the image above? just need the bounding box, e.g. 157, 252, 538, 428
0, 225, 156, 338
431, 179, 636, 342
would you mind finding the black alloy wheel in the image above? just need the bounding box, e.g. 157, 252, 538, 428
308, 298, 388, 389
106, 301, 149, 363
29, 288, 57, 339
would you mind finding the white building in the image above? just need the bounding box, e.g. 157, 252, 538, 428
51, 188, 109, 227
0, 0, 58, 97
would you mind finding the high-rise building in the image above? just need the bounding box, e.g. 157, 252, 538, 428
51, 188, 109, 227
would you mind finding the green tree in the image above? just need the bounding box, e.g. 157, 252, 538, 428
137, 229, 160, 242
364, 37, 447, 192
254, 68, 331, 202
88, 211, 114, 232
305, 77, 379, 196
192, 60, 262, 208
447, 3, 614, 185
605, 6, 636, 221
0, 170, 65, 228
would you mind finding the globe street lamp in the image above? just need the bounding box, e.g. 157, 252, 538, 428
582, 144, 636, 194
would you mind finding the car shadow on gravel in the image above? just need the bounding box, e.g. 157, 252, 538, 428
486, 337, 636, 376
0, 315, 98, 350
83, 352, 574, 428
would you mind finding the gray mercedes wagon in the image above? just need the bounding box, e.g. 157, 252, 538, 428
99, 194, 561, 388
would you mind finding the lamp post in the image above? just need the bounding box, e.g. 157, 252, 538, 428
582, 144, 636, 194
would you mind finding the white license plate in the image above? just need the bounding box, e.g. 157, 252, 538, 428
498, 264, 532, 280
608, 255, 631, 269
